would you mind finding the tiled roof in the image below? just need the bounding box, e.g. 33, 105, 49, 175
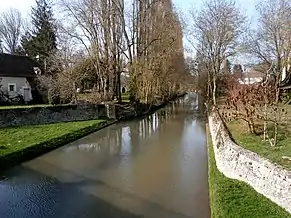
243, 70, 265, 78
0, 53, 39, 77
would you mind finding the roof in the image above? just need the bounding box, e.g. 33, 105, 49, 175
0, 53, 39, 78
243, 70, 265, 79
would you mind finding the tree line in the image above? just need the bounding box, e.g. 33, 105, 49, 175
0, 0, 188, 104
186, 0, 291, 147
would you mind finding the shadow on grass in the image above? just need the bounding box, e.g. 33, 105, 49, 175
0, 121, 111, 172
228, 120, 289, 145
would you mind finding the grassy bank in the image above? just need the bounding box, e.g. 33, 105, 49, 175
0, 120, 109, 171
207, 129, 290, 218
0, 94, 185, 171
218, 97, 291, 169
228, 121, 291, 169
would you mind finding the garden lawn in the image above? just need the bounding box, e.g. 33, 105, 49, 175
0, 120, 108, 170
228, 121, 291, 169
207, 130, 291, 218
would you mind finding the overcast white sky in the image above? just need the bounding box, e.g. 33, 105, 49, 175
0, 0, 35, 14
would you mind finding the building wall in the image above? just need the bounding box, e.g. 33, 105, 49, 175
0, 76, 32, 101
239, 77, 263, 85
209, 111, 291, 214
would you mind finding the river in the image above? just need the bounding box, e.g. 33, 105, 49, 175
0, 93, 210, 218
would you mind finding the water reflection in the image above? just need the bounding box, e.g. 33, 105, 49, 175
63, 101, 179, 156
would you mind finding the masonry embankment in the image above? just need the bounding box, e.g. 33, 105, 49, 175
208, 111, 291, 214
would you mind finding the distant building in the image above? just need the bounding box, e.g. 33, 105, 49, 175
232, 64, 243, 80
281, 58, 291, 90
239, 68, 265, 85
0, 53, 41, 103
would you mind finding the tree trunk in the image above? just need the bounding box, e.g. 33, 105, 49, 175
248, 120, 255, 134
117, 71, 121, 103
263, 103, 267, 141
273, 122, 278, 147
212, 75, 217, 105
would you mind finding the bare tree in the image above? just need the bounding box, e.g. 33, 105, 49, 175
38, 29, 88, 104
244, 0, 291, 146
58, 0, 126, 101
0, 8, 22, 54
188, 0, 245, 106
57, 0, 186, 104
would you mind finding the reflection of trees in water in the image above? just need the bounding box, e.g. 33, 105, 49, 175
65, 98, 187, 154
65, 127, 123, 156
128, 106, 179, 147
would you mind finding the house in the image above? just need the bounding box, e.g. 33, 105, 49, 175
281, 58, 291, 90
232, 64, 243, 80
0, 53, 41, 103
239, 68, 265, 85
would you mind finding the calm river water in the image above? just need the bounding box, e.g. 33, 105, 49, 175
0, 93, 210, 218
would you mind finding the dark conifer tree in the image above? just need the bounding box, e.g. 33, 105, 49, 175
17, 0, 57, 74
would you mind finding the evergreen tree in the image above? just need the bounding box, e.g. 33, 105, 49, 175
222, 58, 231, 74
17, 0, 57, 74
16, 31, 36, 56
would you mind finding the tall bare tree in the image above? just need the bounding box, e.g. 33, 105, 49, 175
59, 0, 126, 100
57, 0, 185, 103
188, 0, 245, 106
0, 8, 22, 54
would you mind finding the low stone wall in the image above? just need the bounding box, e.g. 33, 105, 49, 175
209, 111, 291, 214
0, 104, 107, 127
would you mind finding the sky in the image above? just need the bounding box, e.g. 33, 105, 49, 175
1, 0, 260, 64
173, 0, 259, 20
0, 0, 259, 20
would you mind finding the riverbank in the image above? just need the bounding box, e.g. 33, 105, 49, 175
0, 120, 112, 171
228, 120, 291, 169
0, 94, 185, 172
218, 98, 291, 169
207, 128, 290, 218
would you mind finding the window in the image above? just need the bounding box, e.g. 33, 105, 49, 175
33, 67, 41, 75
8, 84, 16, 92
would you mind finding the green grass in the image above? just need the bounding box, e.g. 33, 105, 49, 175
0, 104, 56, 110
0, 120, 109, 170
0, 120, 105, 157
207, 129, 291, 218
228, 121, 291, 169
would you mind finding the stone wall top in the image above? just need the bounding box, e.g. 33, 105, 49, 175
0, 104, 107, 127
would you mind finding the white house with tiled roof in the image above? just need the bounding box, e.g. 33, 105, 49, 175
239, 68, 265, 85
0, 53, 40, 102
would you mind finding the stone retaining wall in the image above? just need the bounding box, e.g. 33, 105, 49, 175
209, 111, 291, 214
0, 104, 107, 127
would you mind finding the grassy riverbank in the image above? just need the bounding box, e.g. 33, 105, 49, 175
0, 94, 185, 171
218, 97, 291, 169
228, 121, 291, 169
0, 120, 109, 171
207, 130, 290, 218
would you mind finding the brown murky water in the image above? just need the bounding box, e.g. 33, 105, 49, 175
0, 93, 210, 218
